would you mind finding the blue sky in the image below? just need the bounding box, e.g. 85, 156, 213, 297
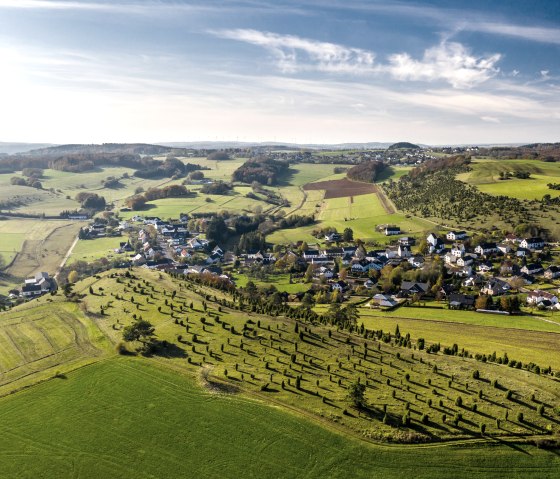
0, 0, 558, 145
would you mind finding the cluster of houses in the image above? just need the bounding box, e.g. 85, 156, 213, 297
73, 212, 560, 312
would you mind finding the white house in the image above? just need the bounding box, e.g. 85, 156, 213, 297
526, 290, 558, 307
520, 237, 545, 250
446, 231, 468, 241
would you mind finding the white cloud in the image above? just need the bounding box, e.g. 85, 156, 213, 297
211, 29, 375, 74
541, 70, 550, 80
470, 22, 560, 46
481, 116, 500, 123
213, 30, 501, 89
385, 42, 501, 89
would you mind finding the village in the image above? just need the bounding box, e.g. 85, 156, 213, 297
16, 212, 558, 316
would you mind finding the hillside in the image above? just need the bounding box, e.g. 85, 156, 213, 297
388, 142, 420, 150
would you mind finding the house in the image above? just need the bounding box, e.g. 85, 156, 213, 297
322, 247, 345, 257
481, 278, 511, 296
463, 275, 485, 288
497, 243, 512, 255
521, 263, 543, 275
408, 255, 425, 268
477, 261, 494, 273
398, 237, 416, 247
132, 253, 146, 266
526, 290, 558, 307
364, 279, 376, 289
324, 232, 342, 242
510, 273, 534, 286
500, 260, 515, 276
444, 253, 457, 265
448, 293, 476, 310
450, 243, 465, 257
520, 237, 545, 250
457, 254, 475, 267
22, 284, 43, 298
316, 266, 334, 279
331, 280, 349, 292
504, 233, 519, 243
397, 244, 411, 258
372, 294, 399, 308
426, 233, 445, 254
400, 281, 430, 296
384, 226, 401, 236
544, 265, 560, 280
475, 242, 497, 256
516, 247, 531, 257
303, 249, 320, 260
446, 231, 468, 241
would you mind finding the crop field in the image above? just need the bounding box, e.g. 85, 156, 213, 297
376, 165, 413, 183
457, 159, 560, 200
0, 303, 109, 394
1, 358, 558, 479
67, 269, 560, 445
304, 178, 377, 199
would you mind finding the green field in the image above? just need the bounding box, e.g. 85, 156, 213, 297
0, 269, 558, 477
0, 357, 558, 479
360, 303, 560, 334
0, 302, 110, 394
269, 191, 432, 245
68, 236, 128, 265
457, 159, 560, 200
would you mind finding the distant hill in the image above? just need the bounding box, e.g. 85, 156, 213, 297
387, 142, 420, 150
160, 141, 397, 150
0, 142, 56, 155
24, 143, 178, 156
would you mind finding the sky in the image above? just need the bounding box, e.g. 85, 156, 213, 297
0, 0, 559, 145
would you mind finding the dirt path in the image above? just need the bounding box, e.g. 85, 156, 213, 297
373, 184, 396, 214
55, 234, 80, 279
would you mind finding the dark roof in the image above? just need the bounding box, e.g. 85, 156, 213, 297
400, 281, 429, 293
22, 284, 42, 293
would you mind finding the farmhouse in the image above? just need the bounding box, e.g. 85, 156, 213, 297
520, 237, 545, 250
21, 272, 55, 298
371, 294, 399, 308
384, 226, 401, 236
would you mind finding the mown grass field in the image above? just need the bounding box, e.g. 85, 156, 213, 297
457, 159, 560, 200
0, 357, 558, 479
0, 302, 110, 394
68, 236, 129, 265
359, 303, 560, 334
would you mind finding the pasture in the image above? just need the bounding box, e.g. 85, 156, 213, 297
68, 236, 128, 265
457, 159, 560, 200
0, 357, 558, 479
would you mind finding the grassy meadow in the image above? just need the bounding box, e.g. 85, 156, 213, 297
0, 357, 558, 479
457, 158, 560, 200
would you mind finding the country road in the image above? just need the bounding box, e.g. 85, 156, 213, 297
54, 234, 79, 279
